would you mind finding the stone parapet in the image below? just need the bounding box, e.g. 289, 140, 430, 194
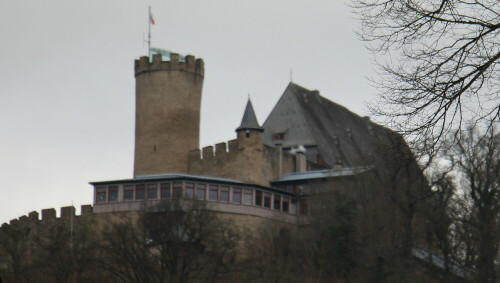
134, 53, 204, 77
42, 208, 56, 220
28, 211, 39, 221
189, 140, 241, 164
60, 206, 75, 219
81, 205, 93, 215
1, 205, 94, 227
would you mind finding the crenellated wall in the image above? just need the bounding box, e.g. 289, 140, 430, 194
188, 133, 298, 186
2, 205, 94, 229
134, 53, 204, 78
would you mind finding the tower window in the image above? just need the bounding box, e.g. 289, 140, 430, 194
96, 187, 107, 203
173, 182, 183, 199
243, 189, 253, 205
232, 187, 242, 204
220, 186, 229, 202
161, 183, 171, 199
255, 190, 263, 206
209, 184, 218, 201
282, 197, 289, 213
264, 193, 271, 209
185, 182, 195, 199
196, 183, 206, 200
124, 185, 134, 201
273, 195, 281, 211
246, 130, 250, 138
147, 184, 158, 200
108, 186, 118, 202
135, 184, 145, 200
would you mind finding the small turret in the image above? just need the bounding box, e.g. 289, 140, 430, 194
236, 98, 264, 149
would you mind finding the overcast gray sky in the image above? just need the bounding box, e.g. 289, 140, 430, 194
0, 0, 375, 224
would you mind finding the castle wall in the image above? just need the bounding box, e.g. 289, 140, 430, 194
134, 54, 204, 176
188, 132, 296, 187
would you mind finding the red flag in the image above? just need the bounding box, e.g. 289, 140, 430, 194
150, 13, 155, 25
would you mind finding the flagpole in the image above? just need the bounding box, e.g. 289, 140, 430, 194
148, 6, 151, 57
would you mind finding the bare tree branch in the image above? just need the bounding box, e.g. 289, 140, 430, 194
353, 0, 500, 155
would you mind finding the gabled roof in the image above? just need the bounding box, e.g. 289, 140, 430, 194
236, 98, 264, 132
263, 82, 392, 168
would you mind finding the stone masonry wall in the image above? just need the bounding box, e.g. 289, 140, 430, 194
188, 131, 296, 187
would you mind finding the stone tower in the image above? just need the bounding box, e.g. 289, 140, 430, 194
236, 98, 264, 144
134, 53, 204, 176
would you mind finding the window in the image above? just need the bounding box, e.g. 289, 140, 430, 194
196, 183, 206, 200
273, 195, 281, 211
161, 183, 171, 199
264, 193, 271, 208
135, 184, 145, 200
185, 182, 195, 199
243, 189, 252, 205
255, 190, 263, 206
290, 199, 297, 215
147, 184, 157, 200
300, 200, 308, 215
108, 186, 118, 202
220, 186, 229, 202
96, 187, 107, 203
209, 184, 218, 201
282, 197, 289, 213
124, 185, 134, 201
232, 187, 242, 204
272, 132, 285, 141
173, 182, 183, 199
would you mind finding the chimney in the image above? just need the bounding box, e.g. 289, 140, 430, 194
294, 145, 307, 172
276, 143, 283, 177
333, 157, 343, 170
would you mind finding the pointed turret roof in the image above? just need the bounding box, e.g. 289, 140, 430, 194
236, 98, 264, 132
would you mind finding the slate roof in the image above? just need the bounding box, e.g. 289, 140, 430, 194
89, 173, 245, 186
89, 173, 296, 196
236, 98, 263, 132
262, 82, 394, 168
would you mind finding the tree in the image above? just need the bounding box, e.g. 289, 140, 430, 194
422, 170, 463, 281
0, 222, 34, 282
353, 0, 500, 155
445, 126, 500, 282
98, 200, 240, 283
0, 215, 100, 283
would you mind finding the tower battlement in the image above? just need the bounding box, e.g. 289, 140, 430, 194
134, 53, 204, 77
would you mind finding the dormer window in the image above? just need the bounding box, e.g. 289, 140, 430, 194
272, 133, 286, 141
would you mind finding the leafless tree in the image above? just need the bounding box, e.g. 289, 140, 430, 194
445, 126, 500, 282
422, 170, 464, 281
30, 217, 100, 283
353, 0, 500, 156
0, 216, 100, 283
98, 200, 240, 283
0, 222, 34, 282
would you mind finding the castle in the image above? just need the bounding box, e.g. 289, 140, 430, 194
1, 51, 473, 282
2, 50, 394, 224
87, 51, 387, 224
